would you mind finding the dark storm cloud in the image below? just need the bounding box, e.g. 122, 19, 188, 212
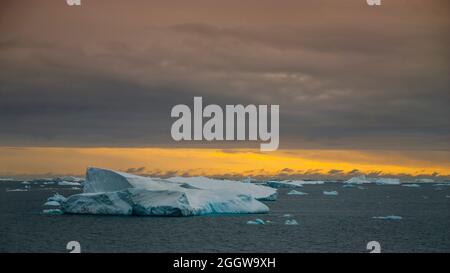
0, 0, 449, 150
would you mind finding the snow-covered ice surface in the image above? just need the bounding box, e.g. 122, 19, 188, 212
345, 175, 401, 185
61, 167, 275, 216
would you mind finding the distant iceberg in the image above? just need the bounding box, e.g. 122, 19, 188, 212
415, 178, 434, 183
60, 167, 275, 216
345, 175, 400, 185
266, 180, 324, 188
372, 215, 402, 220
287, 190, 308, 195
402, 184, 421, 188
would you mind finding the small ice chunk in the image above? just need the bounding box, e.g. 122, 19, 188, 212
58, 181, 81, 186
402, 184, 421, 188
247, 218, 265, 225
44, 201, 60, 206
372, 215, 402, 220
47, 193, 67, 203
21, 181, 31, 185
283, 214, 293, 217
415, 178, 434, 183
284, 219, 299, 225
445, 195, 450, 198
287, 190, 308, 195
6, 188, 28, 192
342, 184, 356, 188
43, 209, 63, 215
323, 191, 338, 196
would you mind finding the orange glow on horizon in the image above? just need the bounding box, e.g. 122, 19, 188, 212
0, 147, 449, 178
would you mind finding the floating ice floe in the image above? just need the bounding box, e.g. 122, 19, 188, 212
47, 193, 67, 203
323, 191, 338, 196
446, 196, 450, 198
247, 219, 265, 225
345, 175, 400, 185
415, 178, 434, 183
59, 167, 275, 216
44, 201, 61, 206
342, 184, 356, 188
0, 178, 16, 182
284, 219, 298, 225
266, 180, 324, 189
42, 209, 63, 215
402, 184, 421, 188
287, 190, 308, 195
21, 181, 31, 185
372, 215, 402, 220
433, 183, 450, 187
6, 188, 28, 192
58, 181, 82, 186
283, 214, 293, 217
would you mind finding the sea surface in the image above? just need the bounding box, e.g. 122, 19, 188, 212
0, 180, 449, 253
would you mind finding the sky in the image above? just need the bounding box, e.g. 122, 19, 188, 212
0, 0, 449, 179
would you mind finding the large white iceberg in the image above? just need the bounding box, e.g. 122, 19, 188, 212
345, 175, 400, 185
61, 167, 276, 216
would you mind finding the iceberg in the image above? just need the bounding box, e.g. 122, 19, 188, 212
323, 191, 338, 196
372, 215, 402, 220
345, 175, 400, 185
284, 219, 298, 225
60, 167, 273, 216
287, 190, 308, 195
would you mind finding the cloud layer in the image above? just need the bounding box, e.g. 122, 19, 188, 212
0, 0, 449, 151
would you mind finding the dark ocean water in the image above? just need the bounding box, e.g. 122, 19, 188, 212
0, 181, 449, 253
